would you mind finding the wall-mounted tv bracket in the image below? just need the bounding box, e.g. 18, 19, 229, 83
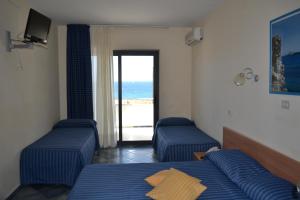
6, 31, 33, 52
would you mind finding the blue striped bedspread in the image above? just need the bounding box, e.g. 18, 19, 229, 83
68, 160, 250, 200
153, 126, 220, 161
20, 127, 96, 186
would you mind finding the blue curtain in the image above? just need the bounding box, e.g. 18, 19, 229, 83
67, 24, 93, 119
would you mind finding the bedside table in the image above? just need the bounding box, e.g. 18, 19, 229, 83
193, 152, 206, 160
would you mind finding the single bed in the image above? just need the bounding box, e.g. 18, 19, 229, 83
152, 117, 221, 161
20, 119, 99, 186
67, 127, 300, 200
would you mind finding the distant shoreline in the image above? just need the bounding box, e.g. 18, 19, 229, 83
114, 99, 153, 105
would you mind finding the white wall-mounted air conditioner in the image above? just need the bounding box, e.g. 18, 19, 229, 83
185, 27, 203, 46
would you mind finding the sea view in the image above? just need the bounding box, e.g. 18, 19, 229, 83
114, 81, 153, 100
282, 52, 300, 92
113, 81, 154, 141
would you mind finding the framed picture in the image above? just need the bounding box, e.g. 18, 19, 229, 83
270, 8, 300, 95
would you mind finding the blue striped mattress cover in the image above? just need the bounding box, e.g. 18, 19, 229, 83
20, 127, 96, 186
153, 126, 221, 161
53, 119, 100, 150
68, 160, 250, 200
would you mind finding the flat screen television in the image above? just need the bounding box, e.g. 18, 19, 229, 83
24, 9, 51, 45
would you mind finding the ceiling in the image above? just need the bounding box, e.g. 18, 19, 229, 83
27, 0, 224, 26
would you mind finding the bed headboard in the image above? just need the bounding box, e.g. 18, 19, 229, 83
223, 127, 300, 185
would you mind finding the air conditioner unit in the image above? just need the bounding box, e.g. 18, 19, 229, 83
185, 27, 203, 46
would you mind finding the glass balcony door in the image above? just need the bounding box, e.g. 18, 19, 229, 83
113, 50, 159, 144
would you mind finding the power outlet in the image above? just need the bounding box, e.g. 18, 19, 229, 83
281, 100, 290, 110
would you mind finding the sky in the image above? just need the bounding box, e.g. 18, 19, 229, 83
113, 56, 153, 82
272, 10, 300, 56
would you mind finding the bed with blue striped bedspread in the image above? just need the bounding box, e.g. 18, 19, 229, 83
68, 160, 250, 200
153, 126, 220, 161
20, 127, 96, 186
206, 150, 299, 200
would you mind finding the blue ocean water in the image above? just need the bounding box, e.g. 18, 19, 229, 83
283, 52, 300, 92
114, 82, 153, 100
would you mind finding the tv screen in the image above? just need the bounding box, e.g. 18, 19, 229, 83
24, 9, 51, 44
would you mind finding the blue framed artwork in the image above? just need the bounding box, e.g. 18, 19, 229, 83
270, 8, 300, 95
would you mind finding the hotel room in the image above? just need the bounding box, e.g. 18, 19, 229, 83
1, 0, 300, 199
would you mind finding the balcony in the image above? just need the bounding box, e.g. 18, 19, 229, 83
115, 99, 154, 141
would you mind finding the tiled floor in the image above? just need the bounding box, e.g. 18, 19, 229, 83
94, 144, 157, 164
9, 145, 156, 200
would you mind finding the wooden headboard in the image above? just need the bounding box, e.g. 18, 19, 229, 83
223, 127, 300, 185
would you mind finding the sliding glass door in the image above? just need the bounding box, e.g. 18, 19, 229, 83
113, 50, 159, 144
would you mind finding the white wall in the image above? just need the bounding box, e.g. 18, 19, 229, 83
0, 0, 60, 198
58, 27, 192, 119
192, 0, 300, 161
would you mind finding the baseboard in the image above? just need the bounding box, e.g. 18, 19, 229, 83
5, 185, 22, 200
